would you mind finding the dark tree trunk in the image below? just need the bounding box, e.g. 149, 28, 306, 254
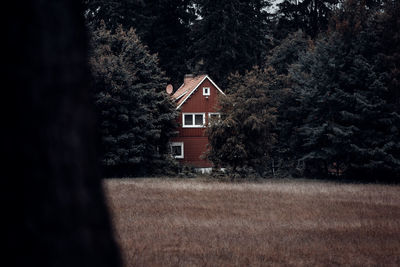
3, 1, 122, 267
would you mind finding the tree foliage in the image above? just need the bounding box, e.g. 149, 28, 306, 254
275, 0, 339, 39
84, 0, 400, 181
288, 0, 400, 180
89, 23, 177, 175
263, 31, 310, 176
189, 0, 273, 86
85, 0, 195, 87
84, 0, 143, 29
207, 67, 283, 177
266, 30, 310, 75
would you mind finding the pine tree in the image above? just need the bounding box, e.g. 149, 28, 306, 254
289, 1, 400, 180
263, 31, 310, 175
138, 0, 196, 88
84, 0, 143, 29
189, 0, 272, 86
275, 0, 339, 39
266, 30, 309, 75
84, 0, 195, 87
89, 23, 177, 175
207, 67, 283, 177
369, 0, 400, 114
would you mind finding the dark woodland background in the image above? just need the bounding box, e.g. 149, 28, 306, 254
85, 0, 400, 181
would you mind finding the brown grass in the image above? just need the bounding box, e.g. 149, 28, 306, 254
104, 178, 400, 266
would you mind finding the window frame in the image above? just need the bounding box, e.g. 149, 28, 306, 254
170, 142, 184, 159
182, 113, 206, 128
203, 87, 210, 96
208, 112, 221, 125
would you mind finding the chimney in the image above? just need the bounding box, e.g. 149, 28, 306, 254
184, 74, 194, 85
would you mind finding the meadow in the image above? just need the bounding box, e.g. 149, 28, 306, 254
104, 178, 400, 266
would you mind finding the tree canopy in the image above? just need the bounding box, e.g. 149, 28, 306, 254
207, 67, 283, 177
189, 0, 273, 87
85, 0, 195, 87
274, 0, 339, 39
288, 0, 400, 180
89, 23, 177, 176
84, 0, 400, 182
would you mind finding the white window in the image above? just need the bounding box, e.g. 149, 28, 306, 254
208, 112, 221, 125
203, 87, 210, 96
170, 142, 184, 159
183, 113, 205, 128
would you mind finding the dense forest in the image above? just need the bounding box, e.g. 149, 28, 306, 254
84, 0, 400, 182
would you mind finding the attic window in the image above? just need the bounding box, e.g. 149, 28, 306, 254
203, 87, 210, 96
183, 113, 205, 128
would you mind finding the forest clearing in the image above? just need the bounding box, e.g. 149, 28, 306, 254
104, 178, 400, 266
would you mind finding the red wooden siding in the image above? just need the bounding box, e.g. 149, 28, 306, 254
180, 79, 219, 113
172, 77, 222, 167
170, 137, 211, 167
176, 79, 220, 137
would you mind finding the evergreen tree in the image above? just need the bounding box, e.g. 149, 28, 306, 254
207, 67, 283, 177
275, 0, 339, 39
266, 30, 309, 75
289, 1, 400, 180
89, 23, 177, 175
140, 0, 196, 88
264, 31, 310, 175
369, 0, 400, 114
189, 0, 272, 87
84, 0, 195, 87
84, 0, 143, 29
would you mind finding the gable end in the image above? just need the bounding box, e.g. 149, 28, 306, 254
176, 75, 225, 110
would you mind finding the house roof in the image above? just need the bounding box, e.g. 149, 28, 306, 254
171, 74, 225, 110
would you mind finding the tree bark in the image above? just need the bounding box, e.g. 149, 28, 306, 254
3, 1, 122, 266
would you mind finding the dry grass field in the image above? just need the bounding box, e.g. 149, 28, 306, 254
104, 178, 400, 266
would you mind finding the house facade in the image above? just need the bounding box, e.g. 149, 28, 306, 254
169, 74, 225, 168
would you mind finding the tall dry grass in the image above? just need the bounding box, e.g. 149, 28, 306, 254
104, 178, 400, 266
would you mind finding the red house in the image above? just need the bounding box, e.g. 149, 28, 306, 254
168, 74, 225, 170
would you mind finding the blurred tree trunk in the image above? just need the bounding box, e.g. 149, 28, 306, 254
3, 1, 122, 267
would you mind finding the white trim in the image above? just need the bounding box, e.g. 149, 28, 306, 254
175, 90, 188, 100
172, 83, 185, 100
203, 87, 210, 96
194, 167, 212, 174
207, 76, 225, 95
176, 76, 207, 110
176, 75, 225, 110
208, 112, 221, 126
208, 112, 221, 118
170, 142, 184, 159
175, 82, 184, 92
182, 113, 206, 128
